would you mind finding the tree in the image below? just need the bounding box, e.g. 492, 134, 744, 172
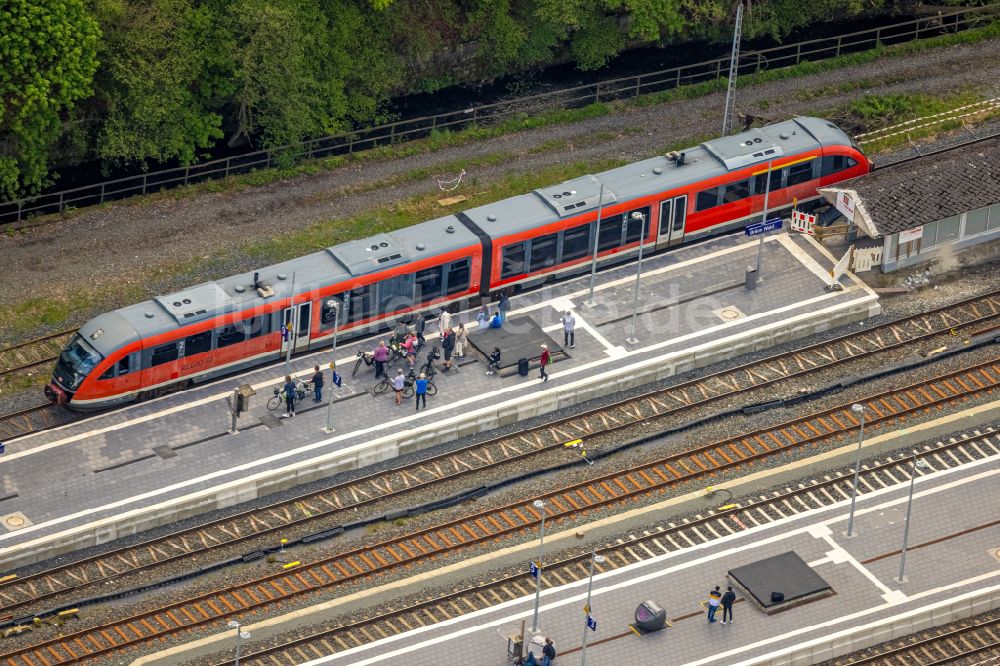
93, 0, 225, 166
0, 0, 99, 199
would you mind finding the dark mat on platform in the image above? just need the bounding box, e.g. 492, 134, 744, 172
728, 551, 833, 614
468, 316, 563, 370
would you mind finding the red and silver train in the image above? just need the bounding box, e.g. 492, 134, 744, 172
48, 117, 869, 410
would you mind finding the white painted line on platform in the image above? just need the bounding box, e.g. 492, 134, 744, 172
820, 533, 895, 596
291, 459, 999, 666
777, 233, 833, 284
0, 289, 877, 554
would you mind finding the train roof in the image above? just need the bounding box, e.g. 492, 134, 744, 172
464, 117, 853, 238
103, 213, 479, 342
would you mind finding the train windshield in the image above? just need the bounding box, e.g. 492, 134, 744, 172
57, 335, 104, 389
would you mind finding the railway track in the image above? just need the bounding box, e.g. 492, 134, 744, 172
0, 331, 74, 380
2, 358, 999, 665
0, 404, 72, 441
834, 615, 1000, 665
1, 291, 998, 620
214, 431, 1000, 665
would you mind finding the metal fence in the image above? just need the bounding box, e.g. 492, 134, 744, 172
2, 4, 997, 227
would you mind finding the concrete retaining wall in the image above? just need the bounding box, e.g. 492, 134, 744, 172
4, 294, 879, 570
757, 586, 1000, 666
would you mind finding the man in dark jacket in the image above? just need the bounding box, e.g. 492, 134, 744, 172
441, 330, 455, 371
311, 365, 324, 402
721, 586, 736, 624
541, 637, 556, 665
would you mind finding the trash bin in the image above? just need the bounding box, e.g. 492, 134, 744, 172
745, 265, 758, 290
634, 600, 667, 632
518, 358, 530, 377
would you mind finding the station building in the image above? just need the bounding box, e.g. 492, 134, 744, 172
818, 133, 1000, 273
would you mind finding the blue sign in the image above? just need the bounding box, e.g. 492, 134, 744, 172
529, 561, 539, 578
280, 324, 291, 341
332, 371, 343, 388
587, 615, 597, 632
745, 218, 783, 237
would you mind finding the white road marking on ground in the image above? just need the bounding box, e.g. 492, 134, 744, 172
821, 533, 895, 596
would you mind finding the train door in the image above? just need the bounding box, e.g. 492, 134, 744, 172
281, 301, 312, 355
656, 195, 687, 249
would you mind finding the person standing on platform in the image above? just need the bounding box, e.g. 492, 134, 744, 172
541, 637, 556, 666
441, 329, 455, 371
454, 322, 468, 358
392, 368, 405, 405
401, 333, 418, 367
372, 341, 389, 379
560, 310, 576, 349
707, 585, 722, 622
282, 375, 297, 417
415, 312, 427, 344
438, 308, 453, 337
539, 344, 550, 382
721, 586, 736, 625
414, 373, 429, 411
311, 365, 324, 402
498, 292, 511, 322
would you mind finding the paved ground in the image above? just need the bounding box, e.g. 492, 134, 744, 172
306, 443, 1000, 666
0, 233, 876, 567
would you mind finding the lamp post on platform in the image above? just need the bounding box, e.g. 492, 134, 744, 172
625, 211, 647, 345
530, 499, 547, 635
580, 550, 605, 666
587, 183, 606, 305
227, 620, 250, 666
895, 452, 920, 584
845, 403, 866, 538
323, 302, 340, 433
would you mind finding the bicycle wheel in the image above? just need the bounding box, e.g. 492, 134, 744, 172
373, 379, 390, 395
403, 385, 414, 399
352, 356, 364, 378
267, 395, 282, 411
426, 382, 438, 396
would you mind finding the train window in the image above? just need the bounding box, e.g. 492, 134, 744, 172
562, 224, 590, 262
673, 196, 687, 232
379, 274, 414, 314
786, 161, 814, 186
248, 315, 268, 339
217, 324, 247, 348
501, 243, 526, 279
348, 285, 374, 323
185, 331, 213, 356
529, 234, 558, 272
723, 180, 750, 204
118, 355, 131, 375
821, 155, 846, 176
696, 188, 720, 212
624, 207, 650, 243
446, 258, 470, 295
754, 169, 782, 194
318, 299, 341, 331
415, 266, 443, 302
99, 366, 115, 380
150, 342, 179, 367
598, 215, 623, 251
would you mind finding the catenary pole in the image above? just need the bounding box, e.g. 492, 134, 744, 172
323, 303, 340, 433
626, 211, 647, 344
587, 182, 605, 305
845, 403, 866, 537
530, 499, 546, 634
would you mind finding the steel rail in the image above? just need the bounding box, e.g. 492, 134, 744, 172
837, 616, 1000, 665
217, 433, 1000, 666
0, 330, 76, 379
2, 358, 998, 665
1, 290, 998, 617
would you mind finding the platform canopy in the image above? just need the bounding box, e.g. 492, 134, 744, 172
819, 134, 1000, 240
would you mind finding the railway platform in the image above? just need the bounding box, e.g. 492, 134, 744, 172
0, 232, 879, 569
286, 444, 1000, 666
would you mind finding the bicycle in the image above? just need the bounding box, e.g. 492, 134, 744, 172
267, 380, 312, 411
352, 350, 374, 377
